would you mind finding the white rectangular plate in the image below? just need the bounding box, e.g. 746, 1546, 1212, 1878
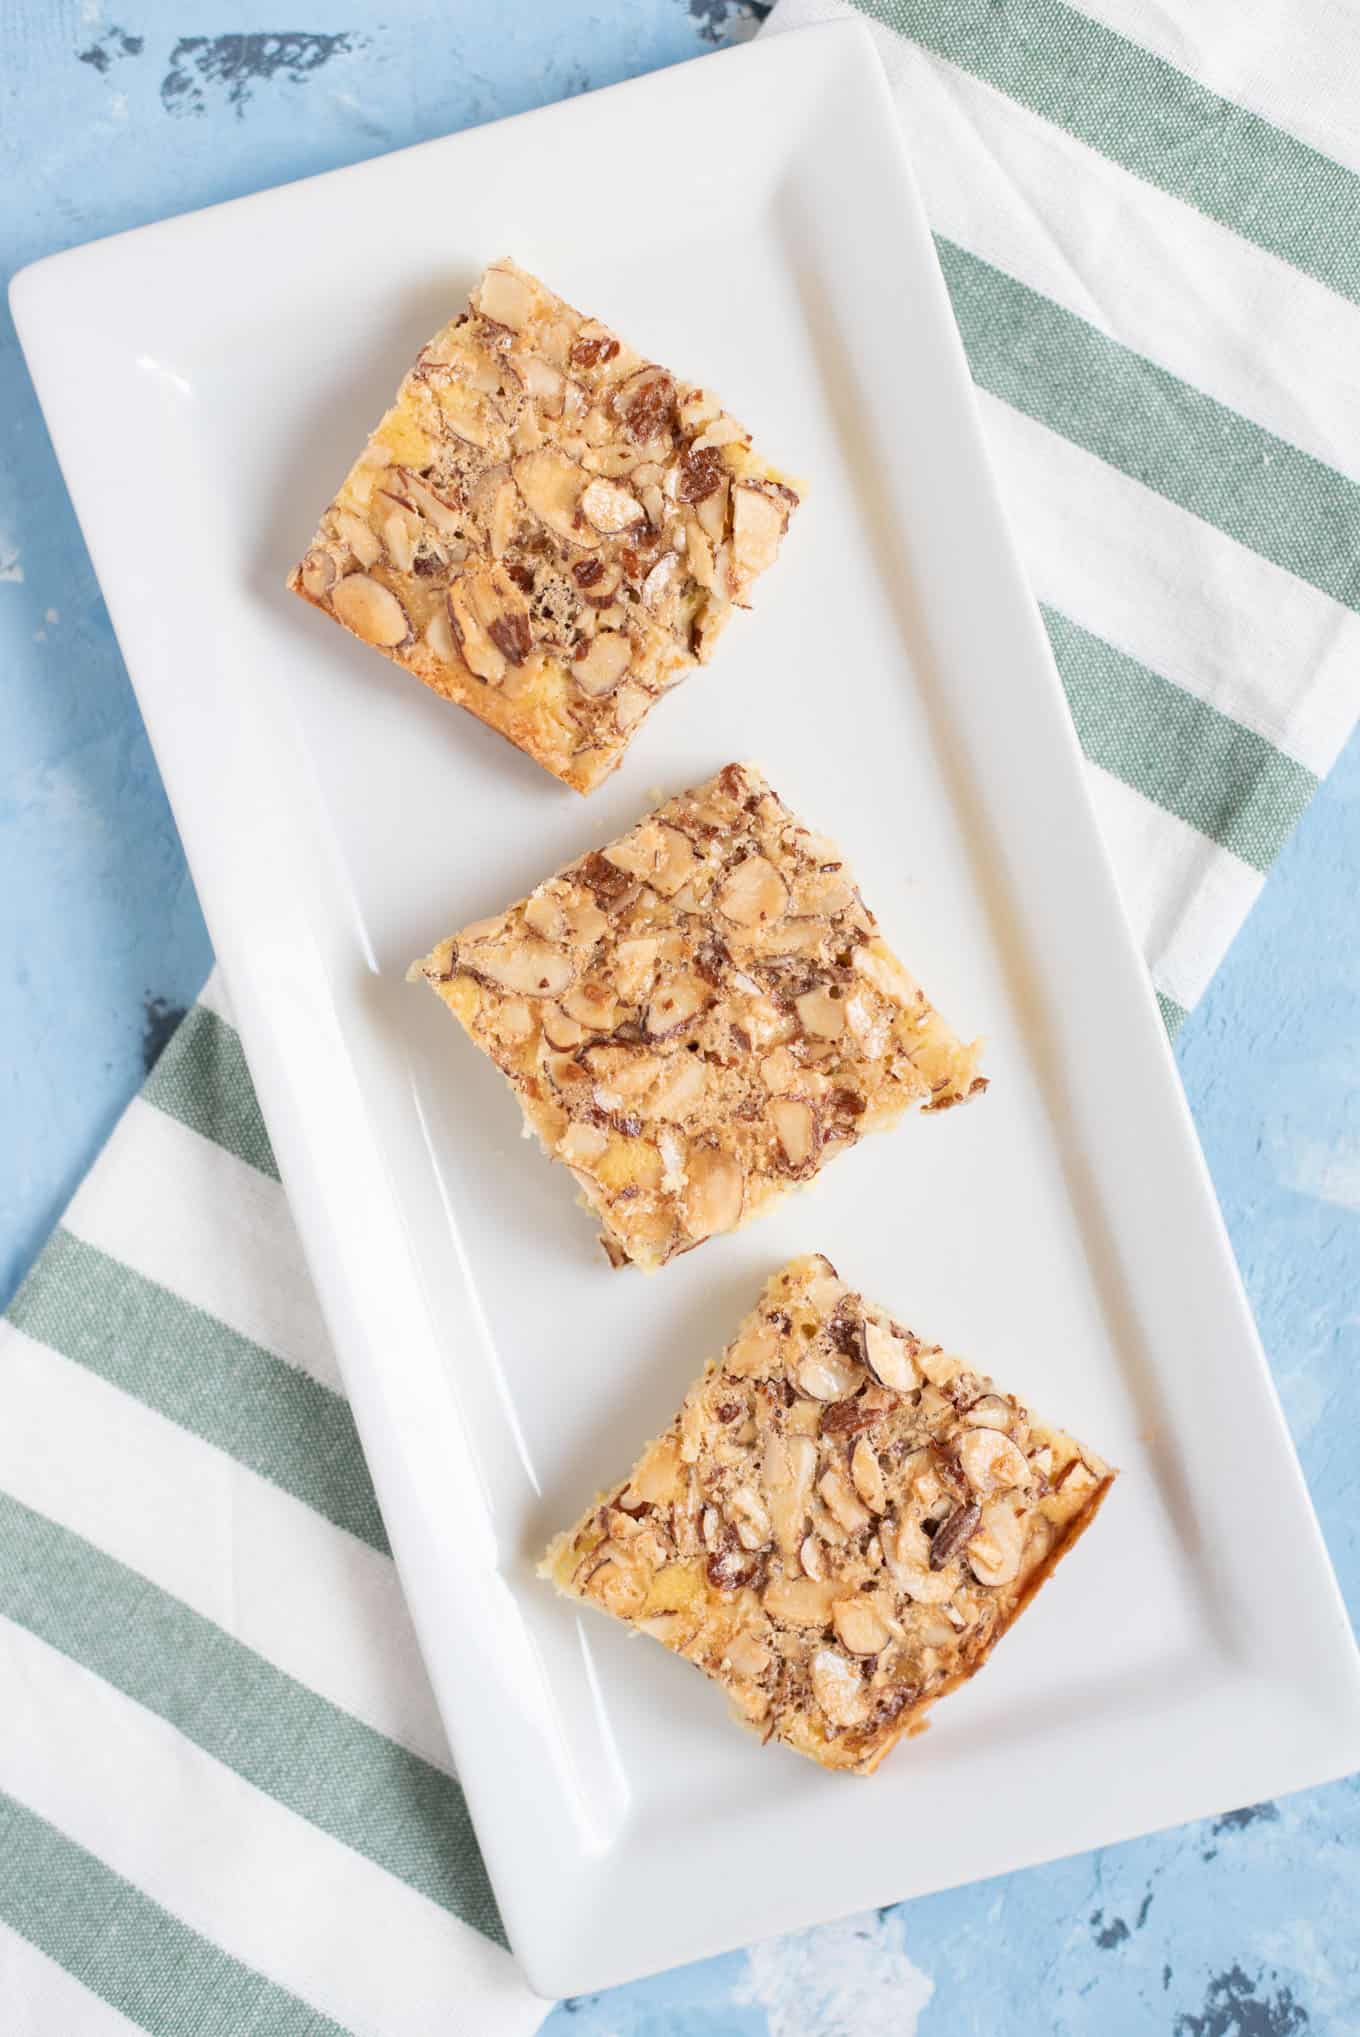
14, 23, 1360, 2000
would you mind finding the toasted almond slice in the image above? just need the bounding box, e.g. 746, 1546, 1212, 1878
581, 477, 645, 534
332, 508, 383, 569
850, 1437, 887, 1514
795, 986, 845, 1040
726, 1485, 772, 1551
731, 483, 787, 580
968, 1501, 1025, 1588
331, 574, 409, 648
299, 548, 337, 597
683, 1145, 743, 1239
512, 448, 599, 548
460, 936, 573, 997
717, 855, 787, 928
475, 264, 535, 330
863, 1321, 917, 1393
559, 1121, 609, 1167
573, 630, 632, 697
809, 1647, 867, 1728
818, 1466, 872, 1536
645, 973, 710, 1039
771, 1096, 818, 1174
832, 1596, 890, 1656
796, 1351, 865, 1402
763, 1575, 838, 1627
958, 1430, 1030, 1496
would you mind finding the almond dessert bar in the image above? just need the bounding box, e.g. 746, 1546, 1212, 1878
543, 1256, 1114, 1774
289, 259, 802, 793
411, 764, 986, 1271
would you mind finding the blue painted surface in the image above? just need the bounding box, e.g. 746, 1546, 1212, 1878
1, 5, 1355, 2030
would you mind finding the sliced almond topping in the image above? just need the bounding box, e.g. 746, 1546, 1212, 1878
460, 935, 573, 997
642, 552, 685, 617
615, 366, 676, 444
730, 483, 788, 580
572, 630, 632, 697
968, 1501, 1025, 1588
561, 980, 617, 1031
381, 510, 416, 574
331, 574, 410, 648
475, 264, 535, 330
818, 1466, 872, 1536
958, 1430, 1030, 1496
723, 1630, 772, 1680
647, 1051, 708, 1119
581, 477, 644, 534
928, 1499, 983, 1570
726, 1485, 772, 1551
332, 509, 383, 569
771, 1096, 818, 1174
795, 1351, 865, 1402
682, 1145, 743, 1239
832, 1596, 890, 1656
763, 1431, 817, 1556
541, 1005, 586, 1050
850, 1437, 886, 1514
559, 1121, 609, 1167
717, 855, 788, 928
422, 607, 455, 662
523, 893, 567, 942
810, 1647, 867, 1728
398, 468, 464, 537
853, 942, 916, 1004
799, 1533, 825, 1580
613, 681, 652, 731
645, 972, 710, 1039
299, 549, 337, 598
512, 448, 599, 548
523, 353, 565, 413
962, 1394, 1014, 1432
796, 986, 846, 1041
623, 1436, 682, 1506
762, 1574, 838, 1627
863, 1321, 917, 1393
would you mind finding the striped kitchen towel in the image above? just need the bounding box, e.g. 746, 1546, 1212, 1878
0, 977, 549, 2036
768, 0, 1360, 1031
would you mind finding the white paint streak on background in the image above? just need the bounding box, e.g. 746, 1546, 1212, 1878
1278, 1136, 1360, 1214
734, 1908, 934, 2037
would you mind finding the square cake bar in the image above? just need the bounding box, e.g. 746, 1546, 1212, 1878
412, 764, 986, 1271
290, 259, 802, 793
543, 1255, 1114, 1773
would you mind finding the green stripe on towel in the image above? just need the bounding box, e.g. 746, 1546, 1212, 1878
937, 237, 1360, 614
1042, 607, 1318, 871
855, 0, 1360, 306
143, 1004, 279, 1181
0, 1495, 504, 1943
0, 1788, 357, 2037
5, 1231, 387, 1554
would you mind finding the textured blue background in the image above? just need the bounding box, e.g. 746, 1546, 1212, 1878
2, 6, 1356, 2031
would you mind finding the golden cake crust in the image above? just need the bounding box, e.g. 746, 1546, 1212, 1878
290, 260, 802, 792
543, 1255, 1115, 1772
412, 764, 985, 1270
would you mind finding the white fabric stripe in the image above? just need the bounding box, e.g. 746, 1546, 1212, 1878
0, 1326, 452, 1776
62, 1094, 343, 1396
977, 391, 1360, 776
0, 1625, 543, 2037
0, 1921, 146, 2037
891, 36, 1360, 480
1084, 765, 1265, 1012
1074, 0, 1360, 178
